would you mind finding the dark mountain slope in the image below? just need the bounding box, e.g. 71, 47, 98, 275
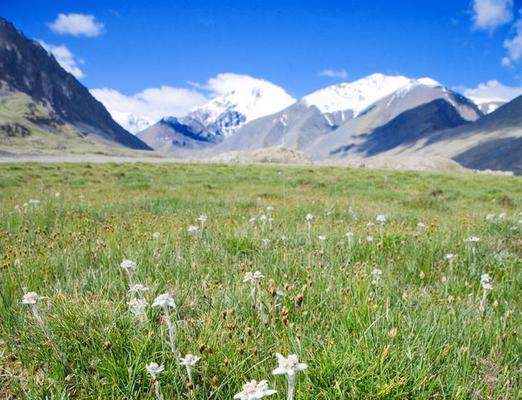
0, 17, 150, 150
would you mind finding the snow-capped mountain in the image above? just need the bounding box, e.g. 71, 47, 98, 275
137, 77, 296, 152
302, 73, 440, 117
215, 74, 481, 156
186, 79, 296, 137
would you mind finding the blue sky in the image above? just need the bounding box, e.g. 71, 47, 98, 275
2, 0, 522, 128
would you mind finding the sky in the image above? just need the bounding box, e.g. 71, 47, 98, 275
2, 0, 522, 128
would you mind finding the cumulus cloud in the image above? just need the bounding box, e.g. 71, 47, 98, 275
38, 41, 84, 78
461, 80, 522, 103
190, 73, 287, 96
318, 69, 348, 79
472, 0, 514, 31
90, 86, 208, 133
503, 19, 522, 65
49, 13, 104, 37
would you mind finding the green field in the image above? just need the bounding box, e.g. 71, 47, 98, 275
0, 163, 521, 399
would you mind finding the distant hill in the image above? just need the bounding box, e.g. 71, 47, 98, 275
0, 17, 150, 154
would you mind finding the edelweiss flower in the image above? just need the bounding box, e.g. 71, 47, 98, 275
152, 293, 176, 309
446, 253, 455, 261
272, 353, 307, 376
376, 215, 386, 223
480, 273, 493, 291
188, 225, 199, 234
28, 199, 40, 206
318, 235, 326, 242
305, 213, 314, 221
152, 231, 161, 239
120, 259, 137, 271
146, 362, 164, 377
485, 213, 495, 221
128, 298, 147, 316
179, 354, 200, 367
465, 236, 480, 243
21, 292, 45, 305
197, 214, 208, 224
259, 214, 268, 222
266, 206, 274, 212
233, 379, 277, 400
55, 192, 61, 198
244, 271, 264, 283
129, 284, 149, 295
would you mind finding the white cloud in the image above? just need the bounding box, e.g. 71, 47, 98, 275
38, 41, 84, 78
462, 80, 522, 103
49, 13, 104, 37
90, 86, 208, 133
503, 19, 522, 65
472, 0, 513, 31
318, 69, 348, 79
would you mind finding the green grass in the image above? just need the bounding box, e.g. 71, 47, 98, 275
0, 163, 521, 399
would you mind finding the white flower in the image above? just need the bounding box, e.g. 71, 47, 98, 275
28, 199, 40, 206
480, 273, 493, 291
128, 298, 147, 316
179, 354, 200, 367
272, 353, 307, 376
188, 225, 199, 234
417, 222, 426, 229
243, 271, 264, 283
234, 379, 277, 400
371, 268, 382, 285
197, 214, 208, 223
318, 235, 326, 242
261, 238, 271, 246
22, 292, 45, 305
120, 259, 137, 271
259, 214, 268, 222
465, 236, 480, 243
129, 284, 149, 295
280, 235, 288, 241
152, 293, 176, 309
146, 362, 164, 377
305, 213, 314, 221
249, 217, 257, 224
376, 215, 386, 223
346, 232, 353, 239
498, 212, 507, 220
55, 192, 61, 198
446, 253, 456, 261
266, 206, 274, 212
152, 232, 161, 239
367, 221, 374, 228
485, 213, 495, 221
366, 235, 373, 242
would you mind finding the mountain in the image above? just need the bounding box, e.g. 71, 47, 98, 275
137, 76, 295, 152
215, 75, 482, 158
0, 17, 151, 153
328, 95, 521, 173
473, 100, 506, 115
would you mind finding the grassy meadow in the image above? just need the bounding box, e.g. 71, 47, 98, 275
0, 162, 521, 399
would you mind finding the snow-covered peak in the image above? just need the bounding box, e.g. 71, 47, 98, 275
302, 74, 442, 115
187, 74, 296, 136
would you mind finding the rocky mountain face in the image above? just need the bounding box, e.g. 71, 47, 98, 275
0, 17, 150, 151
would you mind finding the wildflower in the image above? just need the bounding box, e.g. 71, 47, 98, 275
28, 199, 40, 206
498, 212, 506, 220
305, 213, 314, 240
244, 271, 264, 307
479, 273, 493, 312
272, 353, 307, 400
152, 293, 179, 360
371, 268, 382, 285
55, 192, 61, 198
376, 215, 386, 223
318, 235, 326, 241
266, 206, 274, 213
188, 225, 199, 235
22, 292, 65, 367
417, 222, 426, 230
146, 362, 164, 400
179, 354, 200, 386
234, 380, 277, 400
485, 213, 495, 221
128, 298, 147, 317
249, 217, 257, 224
152, 231, 161, 239
305, 213, 314, 222
197, 214, 208, 225
22, 291, 46, 304
260, 214, 268, 222
466, 236, 480, 243
129, 284, 149, 296
367, 235, 373, 243
120, 259, 137, 287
